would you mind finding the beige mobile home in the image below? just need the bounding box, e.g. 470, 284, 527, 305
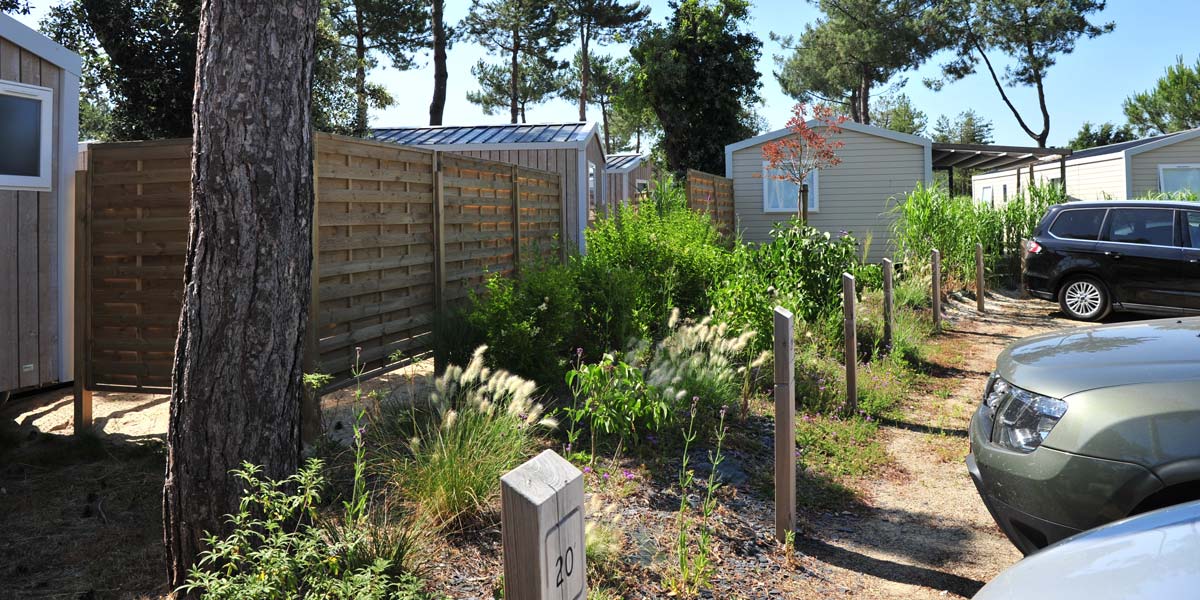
0, 14, 80, 396
724, 121, 932, 261
373, 122, 606, 253
972, 128, 1200, 202
605, 152, 653, 205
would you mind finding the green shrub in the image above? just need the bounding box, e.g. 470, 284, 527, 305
380, 347, 553, 526
585, 176, 731, 330
793, 342, 843, 414
713, 220, 861, 353
572, 259, 653, 359
431, 306, 483, 371
466, 264, 579, 385
182, 459, 430, 600
564, 352, 668, 456
633, 310, 760, 419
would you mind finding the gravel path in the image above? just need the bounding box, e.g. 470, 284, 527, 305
797, 292, 1080, 598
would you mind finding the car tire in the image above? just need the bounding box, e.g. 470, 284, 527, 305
1058, 276, 1111, 321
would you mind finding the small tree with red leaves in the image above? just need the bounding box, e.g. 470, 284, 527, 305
762, 104, 847, 224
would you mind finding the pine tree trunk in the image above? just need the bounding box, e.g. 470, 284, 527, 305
578, 30, 589, 122
509, 29, 520, 124
429, 0, 447, 126
601, 101, 611, 154
353, 4, 368, 135
162, 0, 317, 593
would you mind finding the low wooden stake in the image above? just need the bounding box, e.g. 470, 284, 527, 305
501, 450, 586, 600
773, 306, 796, 542
932, 249, 942, 333
843, 273, 857, 415
976, 243, 986, 312
881, 258, 894, 353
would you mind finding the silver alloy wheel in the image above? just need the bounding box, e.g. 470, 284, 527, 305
1064, 280, 1103, 318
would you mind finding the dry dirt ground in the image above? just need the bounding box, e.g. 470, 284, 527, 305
0, 295, 1092, 599
797, 292, 1084, 599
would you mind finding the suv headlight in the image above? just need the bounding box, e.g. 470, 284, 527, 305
983, 374, 1068, 454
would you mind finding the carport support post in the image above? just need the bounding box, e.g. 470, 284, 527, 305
843, 273, 857, 415
975, 243, 986, 313
73, 170, 92, 435
773, 306, 796, 542
932, 249, 942, 333
882, 258, 894, 353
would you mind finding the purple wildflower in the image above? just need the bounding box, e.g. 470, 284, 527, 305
583, 466, 592, 474
602, 472, 610, 481
623, 469, 635, 481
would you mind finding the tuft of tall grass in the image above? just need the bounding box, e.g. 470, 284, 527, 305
376, 346, 554, 527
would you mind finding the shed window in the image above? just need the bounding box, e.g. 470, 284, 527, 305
762, 161, 817, 213
635, 179, 649, 195
0, 80, 53, 190
1159, 164, 1200, 194
981, 186, 994, 205
587, 161, 597, 223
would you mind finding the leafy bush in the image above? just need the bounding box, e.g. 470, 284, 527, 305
793, 341, 843, 414
467, 264, 579, 385
632, 310, 760, 419
182, 459, 430, 600
380, 347, 554, 526
713, 220, 861, 353
585, 176, 731, 330
564, 352, 668, 456
572, 259, 653, 359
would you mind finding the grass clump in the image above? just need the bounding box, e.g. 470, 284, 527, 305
796, 414, 888, 479
379, 346, 553, 527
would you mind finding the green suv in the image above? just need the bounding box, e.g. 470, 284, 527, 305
967, 317, 1200, 555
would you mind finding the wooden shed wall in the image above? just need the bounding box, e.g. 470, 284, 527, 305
605, 162, 654, 206
0, 34, 62, 392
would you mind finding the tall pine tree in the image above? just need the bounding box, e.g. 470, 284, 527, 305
561, 0, 649, 121
464, 0, 571, 124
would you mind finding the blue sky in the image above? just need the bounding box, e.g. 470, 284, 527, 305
11, 0, 1199, 146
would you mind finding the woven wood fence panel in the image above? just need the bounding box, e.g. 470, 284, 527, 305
79, 133, 563, 392
686, 169, 735, 235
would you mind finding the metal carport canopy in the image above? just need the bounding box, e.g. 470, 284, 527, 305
931, 143, 1072, 171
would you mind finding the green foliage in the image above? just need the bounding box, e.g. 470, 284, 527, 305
381, 347, 553, 526
931, 0, 1114, 146
795, 414, 887, 478
1124, 55, 1200, 137
559, 0, 650, 123
564, 353, 668, 455
792, 341, 843, 414
1138, 189, 1199, 201
464, 0, 571, 124
931, 110, 994, 144
890, 182, 1060, 285
467, 264, 580, 385
856, 356, 911, 417
772, 1, 947, 123
584, 177, 731, 329
871, 93, 928, 136
669, 404, 727, 598
182, 450, 430, 599
630, 0, 762, 174
1068, 120, 1136, 150
468, 56, 566, 122
713, 220, 861, 352
633, 310, 759, 419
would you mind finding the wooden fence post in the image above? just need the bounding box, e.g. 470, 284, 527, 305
932, 249, 942, 333
301, 154, 323, 443
501, 449, 586, 600
511, 165, 522, 275
432, 151, 447, 313
773, 306, 795, 542
843, 273, 857, 415
882, 258, 894, 353
976, 243, 986, 312
73, 170, 92, 435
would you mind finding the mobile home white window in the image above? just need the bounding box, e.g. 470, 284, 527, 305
0, 80, 53, 191
1159, 164, 1200, 194
762, 161, 818, 213
981, 186, 994, 205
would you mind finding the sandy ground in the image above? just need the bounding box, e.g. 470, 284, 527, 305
799, 292, 1084, 598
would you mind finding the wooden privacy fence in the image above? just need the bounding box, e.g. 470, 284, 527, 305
75, 133, 565, 411
685, 169, 735, 235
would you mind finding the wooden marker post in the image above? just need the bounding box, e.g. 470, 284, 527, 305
773, 306, 796, 542
501, 450, 586, 600
976, 243, 986, 312
932, 249, 942, 333
843, 273, 857, 415
881, 258, 894, 353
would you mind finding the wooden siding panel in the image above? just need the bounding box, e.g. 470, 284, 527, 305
731, 127, 925, 261
1131, 136, 1200, 197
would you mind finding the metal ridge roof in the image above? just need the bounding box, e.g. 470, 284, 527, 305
372, 122, 596, 147
605, 153, 644, 171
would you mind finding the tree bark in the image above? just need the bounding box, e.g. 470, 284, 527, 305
600, 100, 611, 154
509, 29, 520, 124
578, 27, 589, 122
353, 2, 369, 136
162, 0, 317, 594
429, 0, 448, 125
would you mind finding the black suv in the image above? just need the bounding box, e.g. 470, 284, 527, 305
1024, 200, 1200, 321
